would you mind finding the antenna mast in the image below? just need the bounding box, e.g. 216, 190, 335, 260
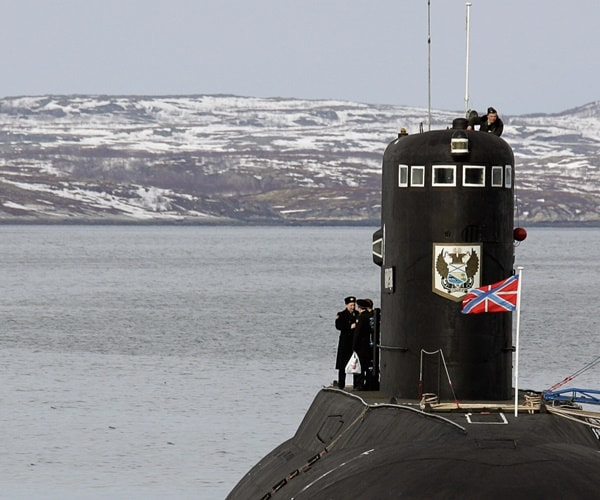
427, 0, 432, 130
464, 2, 472, 113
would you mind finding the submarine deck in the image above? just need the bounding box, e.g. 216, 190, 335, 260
328, 383, 545, 413
326, 384, 600, 425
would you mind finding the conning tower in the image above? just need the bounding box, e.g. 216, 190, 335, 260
376, 118, 515, 401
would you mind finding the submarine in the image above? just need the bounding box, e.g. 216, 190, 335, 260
227, 119, 600, 499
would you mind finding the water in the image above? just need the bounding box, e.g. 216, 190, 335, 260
0, 226, 598, 499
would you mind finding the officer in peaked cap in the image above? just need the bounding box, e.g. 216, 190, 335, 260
335, 296, 358, 389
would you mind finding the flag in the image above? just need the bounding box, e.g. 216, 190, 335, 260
461, 274, 519, 314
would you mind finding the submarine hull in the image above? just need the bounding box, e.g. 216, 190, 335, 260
227, 389, 600, 499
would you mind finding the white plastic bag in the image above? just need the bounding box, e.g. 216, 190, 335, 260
345, 351, 361, 374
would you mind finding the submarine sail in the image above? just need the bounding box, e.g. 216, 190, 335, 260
378, 118, 515, 401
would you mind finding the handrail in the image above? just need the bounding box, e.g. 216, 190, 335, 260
543, 388, 600, 406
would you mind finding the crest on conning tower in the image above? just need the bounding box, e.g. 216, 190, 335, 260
432, 243, 481, 301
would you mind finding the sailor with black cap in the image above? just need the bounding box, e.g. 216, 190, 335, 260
466, 106, 504, 136
352, 299, 374, 390
334, 296, 358, 389
479, 106, 504, 136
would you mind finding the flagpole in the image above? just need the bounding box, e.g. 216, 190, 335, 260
514, 266, 524, 417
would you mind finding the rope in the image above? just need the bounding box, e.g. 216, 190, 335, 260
546, 405, 600, 430
439, 349, 460, 407
419, 348, 460, 407
524, 393, 542, 414
546, 355, 600, 392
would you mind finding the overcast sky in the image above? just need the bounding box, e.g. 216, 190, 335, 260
1, 0, 598, 115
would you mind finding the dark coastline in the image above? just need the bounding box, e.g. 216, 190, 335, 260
0, 218, 599, 227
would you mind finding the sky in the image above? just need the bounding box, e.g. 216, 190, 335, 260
1, 0, 598, 115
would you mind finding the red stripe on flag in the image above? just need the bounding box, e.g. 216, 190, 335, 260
461, 274, 519, 314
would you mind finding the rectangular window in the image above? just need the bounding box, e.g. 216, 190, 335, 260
432, 165, 456, 186
491, 166, 503, 187
398, 164, 409, 187
463, 165, 485, 187
505, 165, 512, 188
411, 166, 425, 187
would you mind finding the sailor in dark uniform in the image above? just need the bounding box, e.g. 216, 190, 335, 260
335, 296, 357, 389
467, 106, 504, 136
352, 299, 374, 390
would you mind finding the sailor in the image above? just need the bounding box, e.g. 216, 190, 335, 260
334, 296, 357, 390
352, 299, 374, 390
467, 106, 504, 136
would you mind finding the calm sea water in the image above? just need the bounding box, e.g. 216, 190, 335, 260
0, 225, 598, 499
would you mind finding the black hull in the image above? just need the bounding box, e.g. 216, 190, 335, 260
227, 389, 600, 499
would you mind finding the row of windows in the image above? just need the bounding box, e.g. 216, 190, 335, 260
398, 164, 513, 188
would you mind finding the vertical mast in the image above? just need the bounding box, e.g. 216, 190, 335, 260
464, 3, 472, 112
427, 0, 431, 131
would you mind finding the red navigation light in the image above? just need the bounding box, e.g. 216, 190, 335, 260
514, 227, 528, 241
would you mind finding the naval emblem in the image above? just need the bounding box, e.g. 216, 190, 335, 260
433, 243, 481, 301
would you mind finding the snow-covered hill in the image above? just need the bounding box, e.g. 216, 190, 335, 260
0, 95, 598, 224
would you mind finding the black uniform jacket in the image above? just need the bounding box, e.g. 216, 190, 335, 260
479, 115, 504, 136
468, 110, 504, 137
335, 308, 357, 369
352, 309, 373, 369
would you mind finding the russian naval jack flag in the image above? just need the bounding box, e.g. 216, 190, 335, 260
461, 274, 519, 314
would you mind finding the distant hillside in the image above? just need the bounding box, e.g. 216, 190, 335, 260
1, 95, 599, 225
